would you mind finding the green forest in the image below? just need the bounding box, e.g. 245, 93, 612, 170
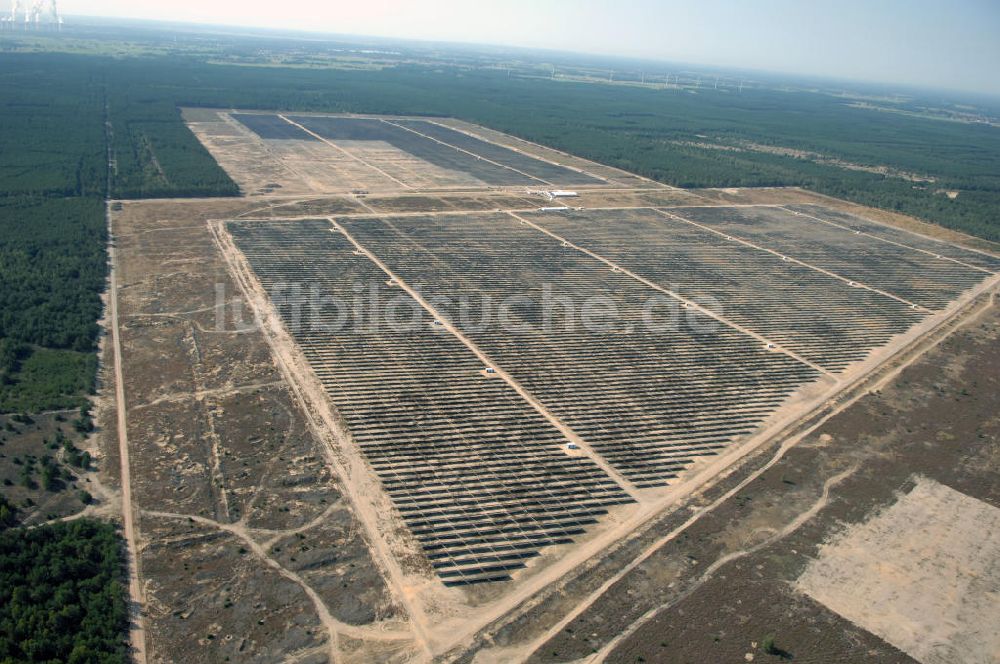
0, 55, 239, 414
0, 519, 128, 663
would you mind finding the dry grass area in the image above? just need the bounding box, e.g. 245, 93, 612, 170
104, 199, 417, 663
0, 411, 114, 525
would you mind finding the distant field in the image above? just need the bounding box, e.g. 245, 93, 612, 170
6, 27, 999, 234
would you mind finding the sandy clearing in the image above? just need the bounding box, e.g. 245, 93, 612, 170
798, 476, 1000, 664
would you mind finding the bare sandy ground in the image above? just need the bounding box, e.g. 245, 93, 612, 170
798, 477, 1000, 664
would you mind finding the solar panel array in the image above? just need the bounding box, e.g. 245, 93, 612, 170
227, 220, 633, 585
231, 113, 318, 141
225, 202, 996, 585
392, 119, 603, 185
231, 114, 607, 188
783, 204, 1000, 273
522, 208, 930, 372
673, 206, 993, 311
340, 213, 821, 487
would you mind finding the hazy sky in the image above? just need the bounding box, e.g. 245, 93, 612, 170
58, 0, 1000, 95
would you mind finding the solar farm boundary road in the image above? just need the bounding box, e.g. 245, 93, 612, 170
235, 203, 809, 226
504, 210, 836, 379
211, 202, 820, 225
207, 219, 437, 659
378, 118, 556, 187
654, 208, 936, 314
122, 187, 698, 206
327, 217, 642, 499
276, 113, 416, 190
779, 205, 998, 275
107, 202, 149, 664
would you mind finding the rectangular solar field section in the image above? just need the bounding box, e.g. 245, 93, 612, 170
231, 113, 318, 140
339, 213, 822, 488
783, 204, 1000, 273
392, 119, 605, 186
286, 116, 542, 186
227, 219, 633, 585
522, 208, 929, 372
672, 206, 992, 311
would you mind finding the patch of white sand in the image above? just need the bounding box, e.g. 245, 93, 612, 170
798, 477, 1000, 664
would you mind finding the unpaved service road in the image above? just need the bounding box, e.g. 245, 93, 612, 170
103, 199, 417, 664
